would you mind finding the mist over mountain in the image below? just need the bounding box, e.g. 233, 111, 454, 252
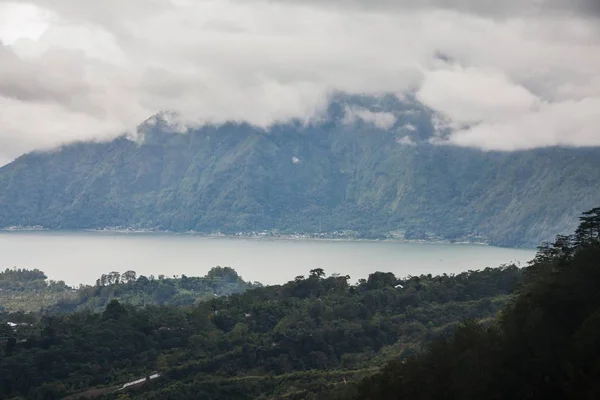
0, 94, 598, 247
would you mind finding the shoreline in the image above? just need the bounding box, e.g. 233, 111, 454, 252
0, 226, 502, 248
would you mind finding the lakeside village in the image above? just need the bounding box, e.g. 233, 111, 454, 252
0, 225, 489, 244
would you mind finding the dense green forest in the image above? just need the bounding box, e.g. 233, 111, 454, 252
1, 95, 599, 247
1, 262, 522, 399
352, 207, 600, 400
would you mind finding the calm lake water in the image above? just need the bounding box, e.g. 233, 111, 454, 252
0, 232, 536, 286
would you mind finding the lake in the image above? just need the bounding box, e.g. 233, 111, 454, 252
0, 231, 536, 286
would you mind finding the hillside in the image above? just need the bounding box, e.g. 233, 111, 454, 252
0, 266, 258, 314
351, 208, 600, 400
0, 263, 523, 399
0, 96, 599, 247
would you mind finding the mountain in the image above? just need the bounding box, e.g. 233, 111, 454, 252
0, 94, 599, 247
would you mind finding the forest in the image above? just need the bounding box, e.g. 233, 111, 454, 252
353, 207, 600, 400
1, 208, 599, 399
1, 262, 520, 398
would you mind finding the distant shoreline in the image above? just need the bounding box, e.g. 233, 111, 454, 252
0, 225, 501, 247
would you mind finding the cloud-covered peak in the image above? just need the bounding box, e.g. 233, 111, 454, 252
0, 0, 598, 164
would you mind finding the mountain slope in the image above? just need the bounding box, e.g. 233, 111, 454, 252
0, 99, 599, 247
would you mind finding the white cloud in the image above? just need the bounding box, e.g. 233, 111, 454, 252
396, 136, 416, 146
0, 2, 48, 44
418, 66, 540, 126
343, 106, 397, 130
0, 0, 598, 163
449, 97, 600, 150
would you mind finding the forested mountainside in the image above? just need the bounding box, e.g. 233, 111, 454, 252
0, 95, 599, 247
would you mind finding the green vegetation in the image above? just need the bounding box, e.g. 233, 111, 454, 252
3, 208, 600, 400
0, 268, 71, 313
1, 96, 599, 247
0, 266, 258, 313
0, 263, 522, 399
351, 207, 600, 399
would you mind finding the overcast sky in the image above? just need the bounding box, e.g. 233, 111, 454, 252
0, 0, 599, 165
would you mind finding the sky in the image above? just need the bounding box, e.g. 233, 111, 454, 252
0, 0, 599, 165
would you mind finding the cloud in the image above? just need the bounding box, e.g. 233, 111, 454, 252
0, 0, 599, 164
0, 2, 48, 43
343, 106, 397, 129
418, 66, 541, 125
396, 136, 416, 146
229, 0, 600, 19
449, 98, 600, 150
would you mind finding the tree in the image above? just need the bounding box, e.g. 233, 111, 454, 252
103, 299, 127, 320
365, 272, 397, 290
530, 234, 575, 268
207, 266, 241, 283
575, 207, 600, 246
110, 271, 121, 285
4, 337, 16, 356
122, 270, 137, 284
310, 268, 326, 279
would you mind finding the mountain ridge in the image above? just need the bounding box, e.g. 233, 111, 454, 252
1, 96, 599, 247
